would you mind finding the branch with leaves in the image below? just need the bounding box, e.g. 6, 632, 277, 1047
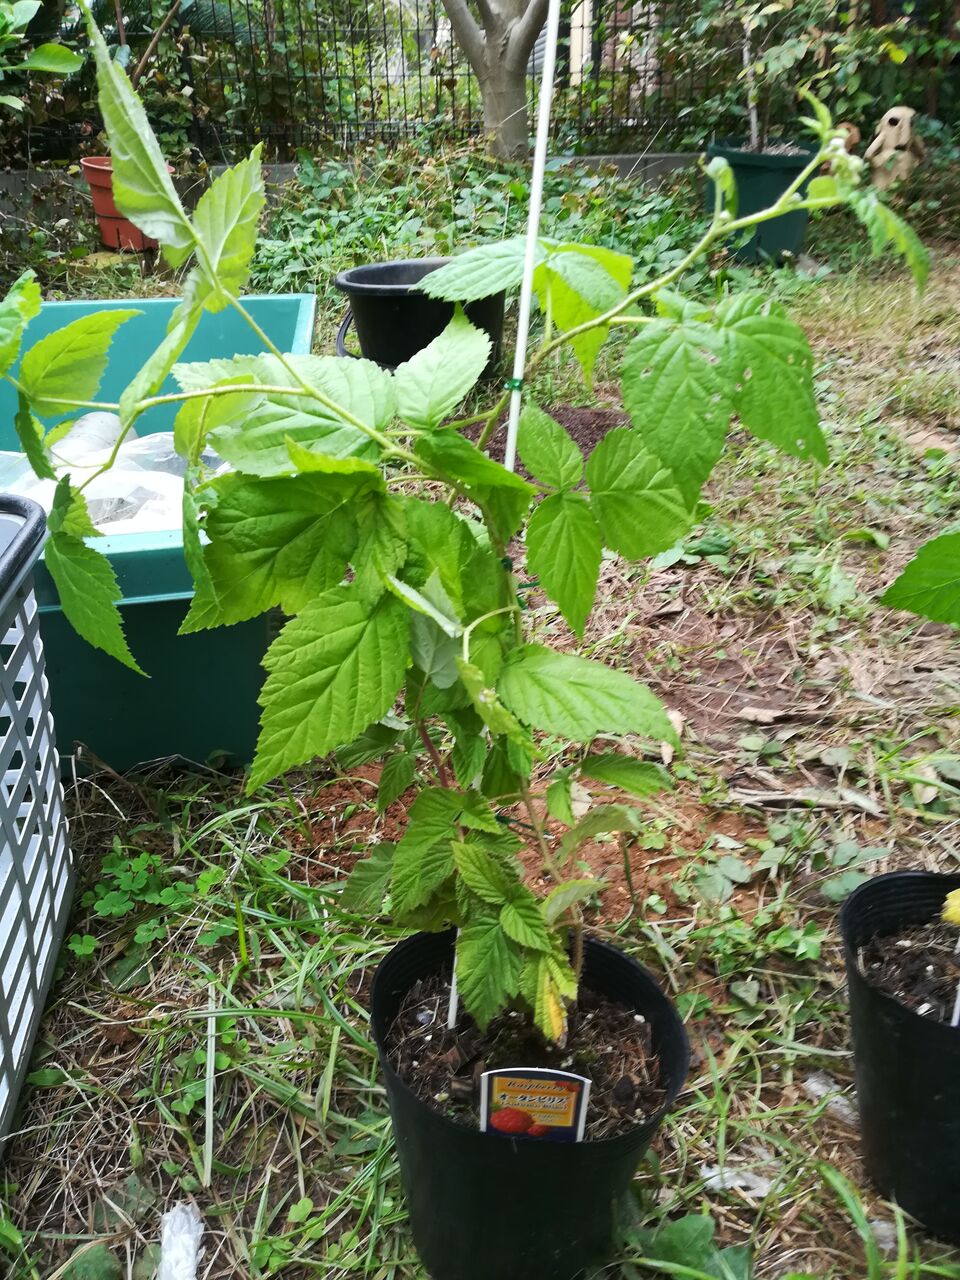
0, 14, 930, 1043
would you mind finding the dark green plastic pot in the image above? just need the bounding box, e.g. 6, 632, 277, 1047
707, 141, 816, 262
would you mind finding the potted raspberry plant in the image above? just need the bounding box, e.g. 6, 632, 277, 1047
0, 12, 928, 1276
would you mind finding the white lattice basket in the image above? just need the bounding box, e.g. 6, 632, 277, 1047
0, 497, 72, 1142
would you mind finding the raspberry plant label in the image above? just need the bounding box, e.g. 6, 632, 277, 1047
480, 1067, 591, 1141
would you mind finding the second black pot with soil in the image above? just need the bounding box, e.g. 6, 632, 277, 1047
370, 929, 690, 1280
706, 141, 816, 263
841, 869, 960, 1244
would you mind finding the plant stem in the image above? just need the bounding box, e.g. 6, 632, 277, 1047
416, 720, 451, 787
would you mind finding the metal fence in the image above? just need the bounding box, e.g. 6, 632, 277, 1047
3, 0, 955, 164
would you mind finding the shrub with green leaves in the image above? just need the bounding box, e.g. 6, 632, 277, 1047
0, 12, 928, 1044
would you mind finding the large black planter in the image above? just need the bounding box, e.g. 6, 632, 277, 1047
706, 141, 816, 263
334, 258, 505, 372
370, 929, 690, 1280
841, 870, 960, 1243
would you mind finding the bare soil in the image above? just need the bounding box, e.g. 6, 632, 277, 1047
861, 922, 960, 1023
385, 970, 665, 1140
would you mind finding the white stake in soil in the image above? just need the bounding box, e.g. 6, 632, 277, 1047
445, 0, 563, 1032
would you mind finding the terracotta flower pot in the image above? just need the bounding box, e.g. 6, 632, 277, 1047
80, 156, 172, 252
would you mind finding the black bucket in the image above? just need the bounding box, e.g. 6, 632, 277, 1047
333, 258, 505, 371
370, 929, 690, 1280
841, 870, 960, 1243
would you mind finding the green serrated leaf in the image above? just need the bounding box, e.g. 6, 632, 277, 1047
500, 888, 551, 950
173, 377, 260, 464
199, 353, 392, 475
14, 391, 55, 480
881, 532, 960, 625
84, 11, 193, 257
715, 292, 827, 465
516, 401, 583, 489
378, 753, 414, 811
250, 587, 409, 789
189, 146, 265, 311
353, 492, 407, 604
526, 491, 601, 636
621, 319, 731, 506
852, 191, 929, 290
394, 310, 490, 429
543, 878, 602, 925
453, 840, 516, 904
415, 431, 535, 543
20, 310, 139, 417
20, 43, 84, 73
457, 658, 530, 747
419, 238, 532, 302
189, 473, 359, 626
0, 270, 41, 378
498, 644, 676, 744
535, 244, 631, 385
44, 534, 143, 674
546, 772, 575, 825
558, 803, 643, 861
48, 477, 99, 538
579, 753, 673, 797
706, 153, 738, 217
455, 913, 521, 1028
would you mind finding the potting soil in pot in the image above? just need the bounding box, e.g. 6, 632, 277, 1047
386, 969, 665, 1140
0, 412, 226, 534
859, 920, 960, 1023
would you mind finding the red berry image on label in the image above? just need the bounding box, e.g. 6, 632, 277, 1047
526, 1124, 551, 1137
489, 1107, 534, 1135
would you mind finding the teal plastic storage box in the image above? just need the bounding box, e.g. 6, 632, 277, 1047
0, 295, 317, 772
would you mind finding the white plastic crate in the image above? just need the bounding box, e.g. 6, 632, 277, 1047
0, 497, 72, 1141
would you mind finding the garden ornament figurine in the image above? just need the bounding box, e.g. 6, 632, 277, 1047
865, 105, 925, 190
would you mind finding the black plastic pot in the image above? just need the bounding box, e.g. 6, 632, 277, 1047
333, 258, 505, 372
370, 929, 690, 1280
841, 870, 960, 1243
706, 141, 816, 263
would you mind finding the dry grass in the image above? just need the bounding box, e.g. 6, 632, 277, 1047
2, 255, 960, 1280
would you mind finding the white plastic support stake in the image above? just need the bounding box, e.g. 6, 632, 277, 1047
503, 0, 564, 475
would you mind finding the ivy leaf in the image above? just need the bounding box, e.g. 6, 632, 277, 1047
0, 270, 41, 378
543, 878, 602, 925
340, 843, 394, 912
189, 146, 265, 311
48, 477, 99, 539
378, 753, 415, 811
84, 11, 194, 257
852, 191, 929, 290
881, 532, 960, 625
498, 644, 676, 743
187, 473, 359, 627
579, 753, 673, 797
516, 402, 583, 490
418, 237, 533, 301
20, 310, 139, 416
394, 310, 490, 429
526, 492, 601, 636
621, 319, 731, 506
44, 534, 144, 674
250, 587, 409, 789
456, 914, 522, 1028
715, 293, 827, 465
416, 431, 535, 543
14, 392, 55, 480
453, 840, 516, 905
500, 888, 551, 951
585, 428, 692, 559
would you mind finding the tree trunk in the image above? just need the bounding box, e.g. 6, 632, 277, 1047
478, 58, 530, 159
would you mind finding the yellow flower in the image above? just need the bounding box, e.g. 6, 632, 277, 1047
944, 889, 960, 927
